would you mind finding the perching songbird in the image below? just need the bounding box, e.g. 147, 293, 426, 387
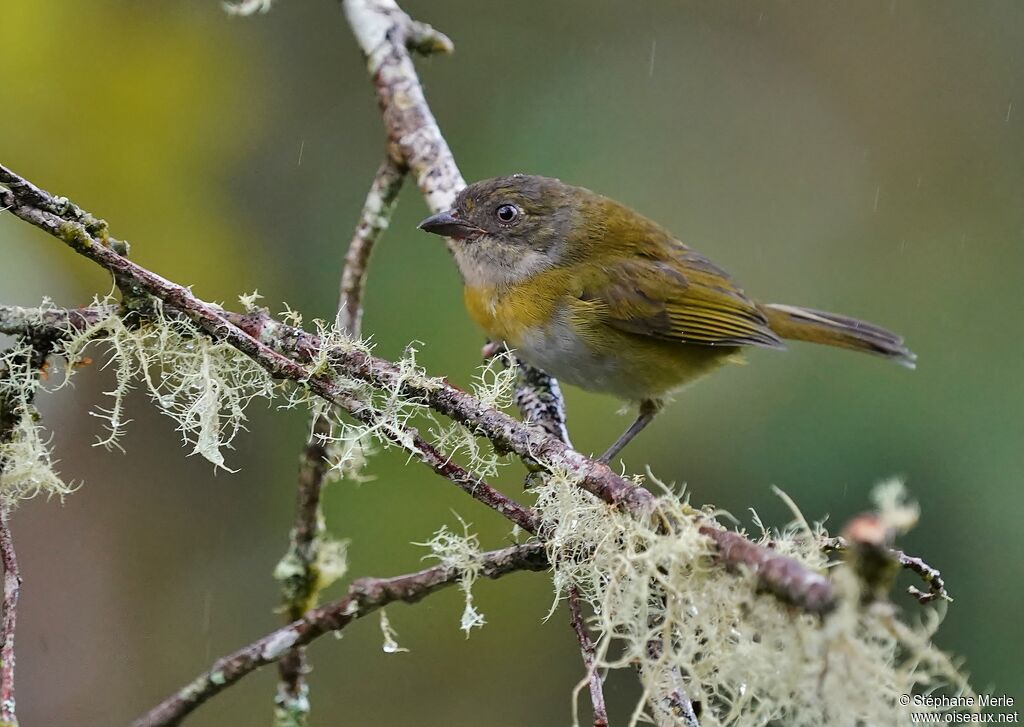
418, 175, 915, 462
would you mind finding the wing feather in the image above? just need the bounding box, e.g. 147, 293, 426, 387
576, 252, 783, 349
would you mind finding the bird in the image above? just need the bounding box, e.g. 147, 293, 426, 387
418, 174, 915, 463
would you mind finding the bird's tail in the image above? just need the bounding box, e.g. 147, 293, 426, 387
760, 303, 916, 369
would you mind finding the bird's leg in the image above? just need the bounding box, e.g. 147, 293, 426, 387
598, 399, 662, 464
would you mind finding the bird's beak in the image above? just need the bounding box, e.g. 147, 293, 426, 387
417, 210, 485, 240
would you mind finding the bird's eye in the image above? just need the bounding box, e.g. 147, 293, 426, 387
495, 204, 520, 224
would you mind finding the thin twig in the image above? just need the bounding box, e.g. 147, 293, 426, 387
0, 339, 61, 726
131, 542, 548, 727
0, 511, 18, 727
899, 551, 949, 604
0, 304, 108, 338
514, 361, 572, 447
275, 154, 407, 724
342, 0, 463, 216
568, 587, 607, 727
273, 421, 328, 725
337, 154, 406, 335
645, 639, 701, 727
822, 536, 950, 605
513, 354, 605, 721
0, 510, 19, 727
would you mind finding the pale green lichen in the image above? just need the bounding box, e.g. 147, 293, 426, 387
534, 472, 974, 727
430, 355, 517, 479
872, 478, 920, 533
238, 289, 264, 312
315, 536, 350, 591
57, 296, 276, 470
416, 521, 486, 637
0, 340, 74, 503
56, 220, 93, 250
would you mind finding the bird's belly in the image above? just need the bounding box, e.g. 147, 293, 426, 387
516, 313, 735, 402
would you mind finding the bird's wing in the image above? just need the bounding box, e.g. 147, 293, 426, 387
574, 249, 783, 348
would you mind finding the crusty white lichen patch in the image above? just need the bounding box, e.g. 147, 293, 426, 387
534, 473, 974, 727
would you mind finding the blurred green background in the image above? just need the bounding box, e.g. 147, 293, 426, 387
2, 1, 1022, 724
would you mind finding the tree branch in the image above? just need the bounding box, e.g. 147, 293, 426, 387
823, 535, 950, 605
131, 542, 548, 727
568, 586, 607, 727
0, 170, 537, 535
342, 0, 463, 216
0, 510, 19, 727
337, 154, 406, 335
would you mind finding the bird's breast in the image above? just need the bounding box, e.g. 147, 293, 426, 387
462, 274, 566, 348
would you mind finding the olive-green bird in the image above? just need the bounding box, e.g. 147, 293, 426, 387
418, 175, 915, 463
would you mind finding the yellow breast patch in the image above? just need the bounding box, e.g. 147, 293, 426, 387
463, 274, 565, 347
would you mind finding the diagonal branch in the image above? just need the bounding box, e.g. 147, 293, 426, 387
131, 542, 548, 727
342, 0, 463, 216
0, 172, 537, 534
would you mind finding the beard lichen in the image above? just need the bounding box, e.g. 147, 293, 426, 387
56, 296, 276, 470
416, 521, 487, 637
429, 354, 518, 479
534, 472, 973, 726
0, 340, 74, 503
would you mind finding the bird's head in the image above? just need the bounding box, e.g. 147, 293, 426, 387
417, 174, 581, 286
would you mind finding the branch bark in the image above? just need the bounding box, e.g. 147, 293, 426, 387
0, 510, 19, 727
568, 587, 607, 727
131, 542, 547, 727
337, 153, 406, 335
342, 0, 463, 216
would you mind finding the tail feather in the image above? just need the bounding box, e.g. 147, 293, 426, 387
761, 303, 916, 369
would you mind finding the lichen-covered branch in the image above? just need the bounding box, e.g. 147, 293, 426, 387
0, 168, 537, 533
513, 360, 573, 447
3, 157, 838, 613
0, 305, 108, 339
898, 551, 949, 604
274, 425, 328, 725
697, 525, 835, 614
131, 542, 548, 727
0, 295, 833, 616
342, 0, 462, 216
0, 510, 19, 727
